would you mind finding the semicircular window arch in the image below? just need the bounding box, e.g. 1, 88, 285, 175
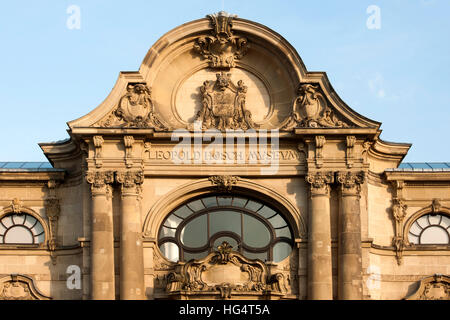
0, 213, 45, 245
158, 195, 294, 263
408, 213, 450, 245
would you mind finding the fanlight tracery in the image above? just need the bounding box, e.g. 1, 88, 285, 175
158, 195, 293, 263
408, 213, 450, 245
0, 213, 45, 245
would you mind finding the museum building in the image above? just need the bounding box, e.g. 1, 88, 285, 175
0, 12, 449, 300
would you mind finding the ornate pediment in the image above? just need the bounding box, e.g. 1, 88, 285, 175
193, 72, 258, 130
166, 242, 286, 299
405, 274, 450, 300
194, 11, 248, 69
94, 83, 168, 130
282, 84, 351, 130
0, 275, 51, 300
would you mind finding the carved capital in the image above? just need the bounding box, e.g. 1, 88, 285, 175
209, 175, 239, 192
336, 171, 365, 195
116, 171, 144, 194
85, 171, 114, 194
306, 171, 334, 195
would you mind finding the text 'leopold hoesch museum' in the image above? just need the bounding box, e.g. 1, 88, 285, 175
0, 12, 449, 300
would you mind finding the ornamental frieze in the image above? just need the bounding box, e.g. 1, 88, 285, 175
95, 83, 168, 130
194, 72, 257, 130
194, 11, 248, 69
282, 84, 349, 130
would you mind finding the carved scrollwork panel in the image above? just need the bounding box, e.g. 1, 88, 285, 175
166, 241, 286, 299
194, 12, 248, 69
282, 84, 350, 130
193, 72, 257, 130
0, 275, 51, 300
95, 83, 168, 130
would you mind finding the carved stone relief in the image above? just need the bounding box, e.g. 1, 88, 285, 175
193, 72, 257, 130
166, 241, 286, 299
96, 83, 168, 130
282, 84, 349, 130
194, 11, 248, 69
405, 274, 450, 300
0, 275, 51, 300
208, 175, 239, 192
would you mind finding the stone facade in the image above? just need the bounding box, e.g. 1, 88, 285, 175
0, 12, 448, 300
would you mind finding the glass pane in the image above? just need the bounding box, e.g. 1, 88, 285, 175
257, 206, 276, 218
186, 200, 205, 212
440, 216, 450, 229
23, 216, 37, 228
273, 242, 292, 262
408, 233, 419, 244
159, 226, 176, 238
202, 196, 218, 208
243, 250, 267, 261
275, 226, 291, 239
420, 226, 449, 244
4, 226, 34, 244
164, 214, 183, 228
428, 214, 441, 225
32, 222, 44, 236
210, 211, 241, 236
12, 214, 26, 225
416, 216, 429, 229
183, 251, 208, 261
35, 233, 45, 244
173, 206, 193, 219
2, 216, 13, 228
409, 221, 422, 236
268, 214, 287, 228
243, 215, 270, 247
0, 223, 6, 234
213, 236, 238, 251
245, 200, 263, 212
160, 242, 179, 262
232, 197, 247, 208
217, 196, 232, 206
181, 215, 207, 247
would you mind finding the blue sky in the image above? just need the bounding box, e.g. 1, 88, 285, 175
0, 0, 448, 162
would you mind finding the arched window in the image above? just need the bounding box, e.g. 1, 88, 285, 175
158, 195, 293, 263
408, 213, 450, 245
0, 213, 45, 245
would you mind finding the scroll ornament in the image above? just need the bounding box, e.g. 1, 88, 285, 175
194, 72, 257, 130
166, 242, 286, 299
96, 84, 168, 130
194, 11, 248, 69
282, 84, 349, 130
